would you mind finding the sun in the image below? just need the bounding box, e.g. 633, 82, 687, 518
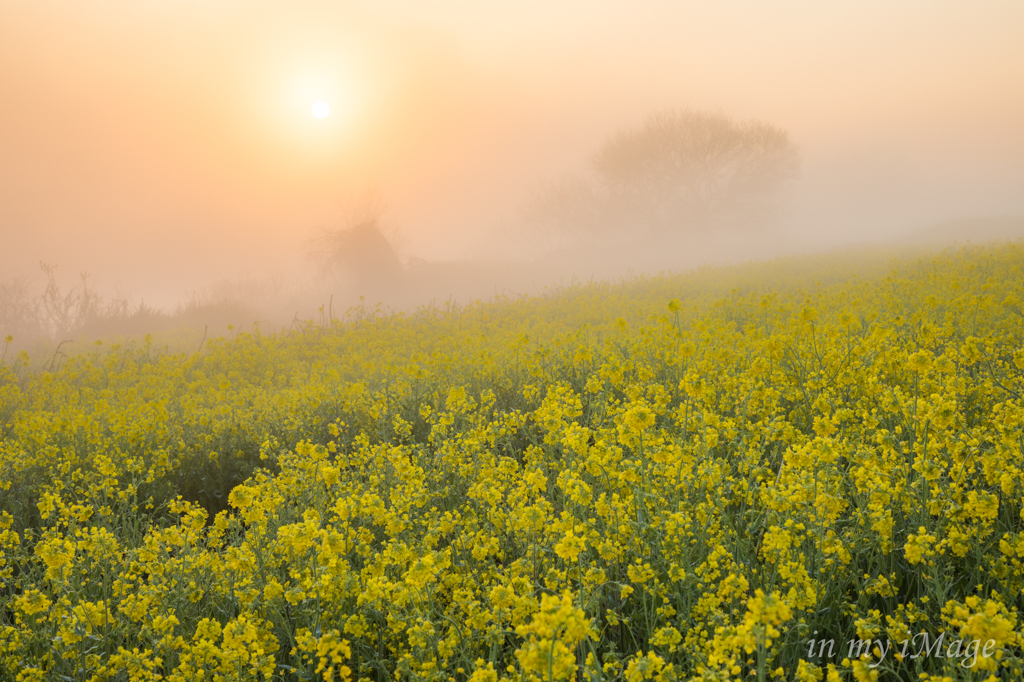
311, 101, 331, 119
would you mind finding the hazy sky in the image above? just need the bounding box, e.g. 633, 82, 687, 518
2, 1, 1023, 305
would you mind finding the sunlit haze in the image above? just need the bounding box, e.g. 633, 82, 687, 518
312, 101, 331, 119
2, 1, 1023, 314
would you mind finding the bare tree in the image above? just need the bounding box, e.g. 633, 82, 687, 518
38, 264, 105, 339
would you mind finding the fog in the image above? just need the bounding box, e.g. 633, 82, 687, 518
2, 1, 1024, 338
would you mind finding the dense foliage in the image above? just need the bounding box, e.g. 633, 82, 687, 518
2, 244, 1024, 681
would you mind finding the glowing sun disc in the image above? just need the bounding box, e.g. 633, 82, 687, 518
311, 101, 331, 118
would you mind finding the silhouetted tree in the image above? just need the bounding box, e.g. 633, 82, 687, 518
309, 191, 405, 294
318, 220, 404, 289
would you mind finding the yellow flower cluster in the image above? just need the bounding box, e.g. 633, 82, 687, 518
2, 243, 1024, 680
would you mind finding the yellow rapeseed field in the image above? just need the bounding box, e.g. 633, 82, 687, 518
2, 243, 1024, 681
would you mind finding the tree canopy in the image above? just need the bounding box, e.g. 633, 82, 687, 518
525, 109, 798, 245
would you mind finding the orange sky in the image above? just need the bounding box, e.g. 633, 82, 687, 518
2, 2, 1023, 305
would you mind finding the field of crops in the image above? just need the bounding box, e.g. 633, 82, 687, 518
2, 243, 1024, 681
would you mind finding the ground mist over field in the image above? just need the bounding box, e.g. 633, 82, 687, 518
2, 3, 1024, 352
4, 218, 1024, 364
